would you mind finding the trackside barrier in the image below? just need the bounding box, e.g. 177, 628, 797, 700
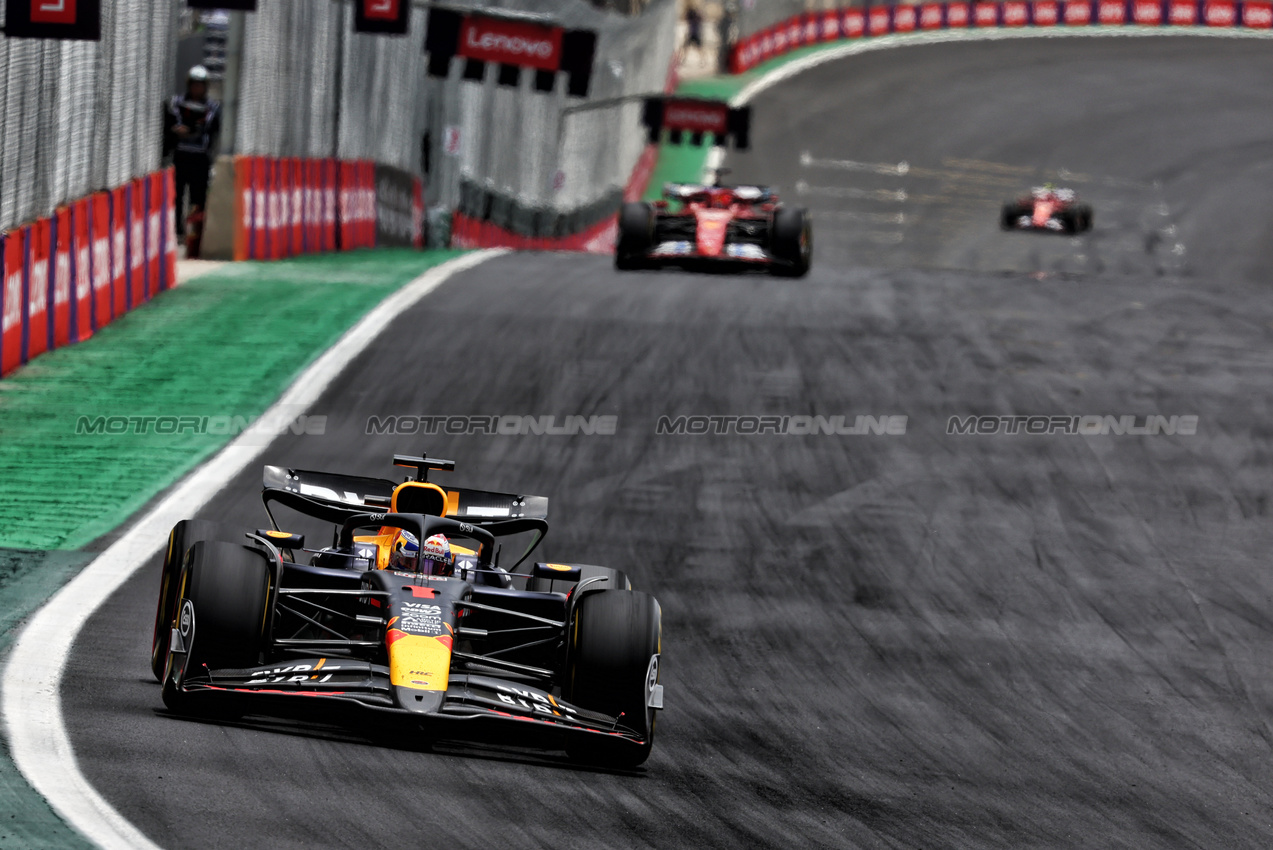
231, 156, 424, 262
0, 167, 177, 379
450, 142, 661, 254
731, 0, 1273, 71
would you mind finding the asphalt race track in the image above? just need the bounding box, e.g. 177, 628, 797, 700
64, 37, 1273, 849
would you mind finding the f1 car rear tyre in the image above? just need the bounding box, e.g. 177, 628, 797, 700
615, 202, 654, 271
1060, 205, 1093, 234
566, 590, 661, 768
151, 519, 240, 681
770, 207, 812, 278
161, 541, 270, 716
1076, 204, 1093, 233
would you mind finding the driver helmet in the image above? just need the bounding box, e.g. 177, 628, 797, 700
188, 65, 209, 83
418, 533, 455, 577
388, 529, 420, 572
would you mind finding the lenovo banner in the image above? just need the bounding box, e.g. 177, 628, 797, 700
642, 97, 751, 148
427, 8, 596, 96
457, 16, 562, 70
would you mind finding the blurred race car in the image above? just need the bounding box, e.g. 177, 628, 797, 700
615, 178, 812, 276
1001, 186, 1093, 234
153, 452, 663, 768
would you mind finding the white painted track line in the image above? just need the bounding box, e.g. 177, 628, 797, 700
0, 249, 503, 850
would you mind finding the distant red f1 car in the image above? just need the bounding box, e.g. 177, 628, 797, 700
615, 178, 812, 277
1001, 186, 1092, 234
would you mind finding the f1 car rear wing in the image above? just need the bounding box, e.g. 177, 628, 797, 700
261, 465, 549, 522
261, 464, 550, 569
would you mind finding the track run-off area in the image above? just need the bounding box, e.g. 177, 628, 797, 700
9, 32, 1273, 850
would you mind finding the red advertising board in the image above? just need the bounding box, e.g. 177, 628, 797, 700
146, 174, 162, 297
457, 16, 563, 71
1033, 0, 1061, 23
1132, 0, 1164, 23
1003, 1, 1030, 23
1203, 0, 1237, 23
920, 3, 946, 27
1064, 0, 1094, 22
339, 161, 356, 251
111, 185, 128, 315
2, 231, 23, 376
290, 158, 304, 256
1168, 0, 1198, 21
1097, 0, 1128, 23
129, 179, 147, 305
821, 10, 841, 39
1244, 0, 1273, 25
90, 192, 112, 326
52, 209, 73, 349
268, 158, 283, 259
894, 5, 918, 30
71, 199, 93, 342
974, 2, 1000, 24
947, 2, 972, 24
26, 219, 51, 361
868, 6, 891, 33
844, 8, 866, 35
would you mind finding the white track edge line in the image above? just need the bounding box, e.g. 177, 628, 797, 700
0, 248, 504, 850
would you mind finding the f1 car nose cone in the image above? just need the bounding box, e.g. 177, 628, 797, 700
396, 686, 445, 715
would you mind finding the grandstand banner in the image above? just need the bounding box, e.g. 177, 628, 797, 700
731, 1, 1273, 71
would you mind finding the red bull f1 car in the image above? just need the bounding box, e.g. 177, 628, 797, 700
152, 453, 664, 768
1001, 186, 1093, 234
615, 178, 812, 276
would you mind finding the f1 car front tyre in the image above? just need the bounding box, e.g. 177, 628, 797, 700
566, 589, 662, 768
1001, 203, 1030, 230
161, 541, 270, 715
770, 207, 812, 278
615, 202, 654, 271
151, 519, 239, 681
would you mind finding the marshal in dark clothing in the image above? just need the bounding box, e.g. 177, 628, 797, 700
163, 65, 222, 241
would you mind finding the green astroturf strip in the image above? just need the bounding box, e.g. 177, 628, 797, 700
0, 548, 97, 850
0, 249, 467, 551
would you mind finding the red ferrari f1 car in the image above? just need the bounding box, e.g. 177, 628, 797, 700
615, 178, 812, 276
1001, 186, 1093, 234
